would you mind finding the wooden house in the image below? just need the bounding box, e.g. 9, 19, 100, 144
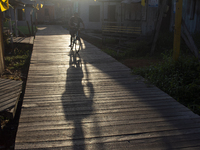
169, 0, 200, 34
99, 0, 159, 40
37, 1, 55, 24
77, 0, 103, 30
3, 0, 36, 36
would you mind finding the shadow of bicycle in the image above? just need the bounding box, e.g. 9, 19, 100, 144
61, 51, 95, 150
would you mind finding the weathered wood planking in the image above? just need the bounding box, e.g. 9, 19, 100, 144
0, 78, 22, 118
12, 36, 34, 45
15, 25, 200, 150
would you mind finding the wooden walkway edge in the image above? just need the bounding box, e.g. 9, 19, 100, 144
0, 78, 22, 119
15, 25, 200, 150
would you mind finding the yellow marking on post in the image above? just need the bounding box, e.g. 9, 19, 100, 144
173, 0, 183, 61
0, 0, 9, 12
141, 0, 145, 6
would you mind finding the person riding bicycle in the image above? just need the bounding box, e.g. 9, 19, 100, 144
69, 12, 85, 47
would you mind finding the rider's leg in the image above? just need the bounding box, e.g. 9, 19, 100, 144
70, 36, 72, 46
77, 30, 81, 45
69, 30, 75, 47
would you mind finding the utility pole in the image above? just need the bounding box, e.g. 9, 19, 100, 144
173, 0, 183, 61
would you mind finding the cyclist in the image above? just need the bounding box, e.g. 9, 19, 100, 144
69, 12, 85, 47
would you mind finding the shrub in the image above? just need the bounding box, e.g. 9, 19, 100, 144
102, 41, 150, 60
133, 55, 200, 115
4, 48, 31, 72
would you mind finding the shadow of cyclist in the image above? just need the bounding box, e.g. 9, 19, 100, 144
62, 51, 94, 150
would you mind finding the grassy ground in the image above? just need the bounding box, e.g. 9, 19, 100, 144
1, 44, 32, 81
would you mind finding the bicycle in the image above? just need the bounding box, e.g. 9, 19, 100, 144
69, 51, 82, 68
70, 27, 82, 53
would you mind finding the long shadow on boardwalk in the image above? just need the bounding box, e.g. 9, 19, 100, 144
73, 40, 200, 149
15, 26, 200, 149
61, 51, 104, 150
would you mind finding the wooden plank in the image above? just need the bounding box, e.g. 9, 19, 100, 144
15, 132, 200, 150
0, 78, 22, 113
173, 0, 183, 61
15, 123, 200, 143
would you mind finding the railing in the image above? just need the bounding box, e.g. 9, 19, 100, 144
102, 21, 142, 40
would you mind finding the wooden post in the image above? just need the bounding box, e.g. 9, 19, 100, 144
34, 9, 37, 36
173, 0, 183, 61
26, 21, 31, 36
0, 12, 4, 74
30, 13, 34, 36
14, 8, 18, 37
102, 2, 105, 44
151, 0, 168, 55
9, 9, 13, 51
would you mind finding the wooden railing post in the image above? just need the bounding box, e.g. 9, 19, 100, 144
0, 12, 5, 74
26, 21, 31, 36
151, 0, 168, 55
173, 0, 183, 61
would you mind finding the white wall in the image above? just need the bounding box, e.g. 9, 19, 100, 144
79, 0, 102, 30
9, 7, 34, 26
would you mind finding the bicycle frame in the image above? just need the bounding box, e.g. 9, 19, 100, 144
71, 28, 80, 52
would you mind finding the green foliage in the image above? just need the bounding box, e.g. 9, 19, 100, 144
3, 31, 10, 50
102, 48, 126, 60
126, 41, 150, 57
4, 48, 31, 71
105, 38, 119, 44
156, 32, 174, 52
102, 41, 150, 60
155, 31, 196, 56
133, 55, 200, 115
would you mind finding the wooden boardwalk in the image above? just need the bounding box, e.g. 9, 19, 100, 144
15, 25, 200, 150
12, 37, 34, 44
0, 78, 22, 118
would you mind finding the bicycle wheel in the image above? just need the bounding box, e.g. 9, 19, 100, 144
75, 39, 80, 53
71, 38, 75, 51
75, 53, 82, 68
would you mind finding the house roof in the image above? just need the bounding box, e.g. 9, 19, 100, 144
9, 0, 26, 7
19, 0, 54, 7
